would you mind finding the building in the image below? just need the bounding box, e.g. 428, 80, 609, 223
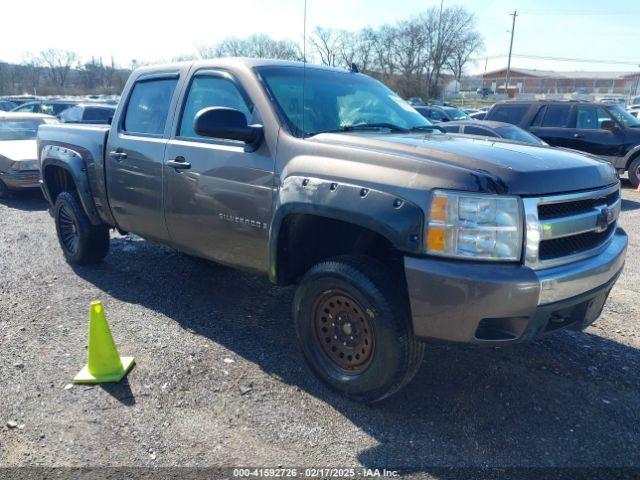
468, 68, 640, 98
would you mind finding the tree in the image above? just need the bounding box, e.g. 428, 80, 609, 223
39, 49, 78, 91
446, 31, 483, 82
309, 27, 344, 67
198, 34, 302, 61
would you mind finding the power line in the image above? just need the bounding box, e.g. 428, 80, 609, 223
474, 53, 640, 66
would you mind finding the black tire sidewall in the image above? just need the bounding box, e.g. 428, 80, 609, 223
54, 192, 93, 264
294, 261, 410, 401
629, 158, 640, 188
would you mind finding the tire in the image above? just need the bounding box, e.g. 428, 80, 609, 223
628, 157, 640, 189
293, 255, 425, 403
54, 191, 110, 265
0, 180, 10, 199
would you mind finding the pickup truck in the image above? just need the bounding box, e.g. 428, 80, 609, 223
485, 100, 640, 187
38, 59, 628, 402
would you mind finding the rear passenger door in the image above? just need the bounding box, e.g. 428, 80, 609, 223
106, 71, 182, 242
163, 69, 275, 272
528, 105, 575, 148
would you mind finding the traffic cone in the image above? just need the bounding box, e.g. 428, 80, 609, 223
73, 301, 135, 384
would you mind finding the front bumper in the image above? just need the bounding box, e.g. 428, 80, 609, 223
0, 170, 41, 190
404, 228, 627, 344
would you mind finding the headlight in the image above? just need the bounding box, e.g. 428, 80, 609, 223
427, 190, 523, 261
11, 160, 39, 171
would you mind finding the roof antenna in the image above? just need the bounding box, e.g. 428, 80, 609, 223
350, 63, 359, 73
302, 0, 307, 137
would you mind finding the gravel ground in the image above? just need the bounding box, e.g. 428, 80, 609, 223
0, 182, 639, 477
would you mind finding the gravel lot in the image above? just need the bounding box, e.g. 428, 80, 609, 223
1, 182, 639, 476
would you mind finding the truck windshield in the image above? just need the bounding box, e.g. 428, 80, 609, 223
257, 66, 434, 137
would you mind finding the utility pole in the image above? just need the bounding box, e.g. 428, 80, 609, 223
505, 10, 518, 95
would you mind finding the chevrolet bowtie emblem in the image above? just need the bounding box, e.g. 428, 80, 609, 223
595, 205, 609, 233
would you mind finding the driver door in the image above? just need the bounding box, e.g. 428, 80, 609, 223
163, 70, 275, 273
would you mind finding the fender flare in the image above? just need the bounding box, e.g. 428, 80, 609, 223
268, 175, 424, 283
40, 144, 103, 226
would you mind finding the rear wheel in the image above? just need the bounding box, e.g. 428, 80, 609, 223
54, 191, 110, 265
628, 157, 640, 189
293, 255, 424, 403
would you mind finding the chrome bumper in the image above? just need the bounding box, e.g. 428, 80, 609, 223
536, 229, 627, 304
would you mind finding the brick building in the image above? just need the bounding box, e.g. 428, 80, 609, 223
472, 68, 640, 98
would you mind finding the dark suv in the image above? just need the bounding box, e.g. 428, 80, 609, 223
485, 100, 640, 186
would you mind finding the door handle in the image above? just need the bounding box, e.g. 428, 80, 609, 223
166, 156, 191, 171
573, 133, 583, 138
109, 150, 127, 161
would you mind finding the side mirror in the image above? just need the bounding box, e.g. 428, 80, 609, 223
601, 120, 616, 132
194, 107, 263, 149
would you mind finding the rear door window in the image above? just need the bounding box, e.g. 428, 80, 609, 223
489, 104, 528, 125
440, 124, 460, 133
123, 78, 178, 135
540, 105, 572, 127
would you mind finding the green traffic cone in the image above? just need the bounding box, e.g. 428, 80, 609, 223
73, 301, 135, 384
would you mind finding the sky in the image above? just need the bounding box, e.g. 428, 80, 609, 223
1, 0, 639, 74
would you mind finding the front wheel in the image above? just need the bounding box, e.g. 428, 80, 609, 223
628, 157, 640, 189
293, 255, 424, 403
54, 191, 110, 265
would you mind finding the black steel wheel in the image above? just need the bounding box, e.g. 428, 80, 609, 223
294, 255, 424, 403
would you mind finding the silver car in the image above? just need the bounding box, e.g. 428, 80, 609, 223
0, 112, 58, 198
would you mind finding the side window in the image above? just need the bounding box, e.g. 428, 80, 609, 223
123, 78, 178, 135
540, 105, 571, 127
428, 109, 446, 121
441, 125, 460, 133
489, 105, 528, 125
84, 108, 113, 122
464, 126, 498, 137
179, 75, 252, 139
531, 106, 546, 126
576, 106, 613, 130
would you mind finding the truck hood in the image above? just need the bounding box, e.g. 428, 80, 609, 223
0, 140, 38, 161
311, 133, 618, 195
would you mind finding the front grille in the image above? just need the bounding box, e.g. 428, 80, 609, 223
523, 184, 621, 269
539, 224, 615, 260
538, 190, 619, 220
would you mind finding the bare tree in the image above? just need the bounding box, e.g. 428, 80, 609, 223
39, 49, 78, 91
309, 27, 344, 67
446, 31, 483, 82
198, 34, 301, 61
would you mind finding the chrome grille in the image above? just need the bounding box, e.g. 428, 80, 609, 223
523, 184, 621, 269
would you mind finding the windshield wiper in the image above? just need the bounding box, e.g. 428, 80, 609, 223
306, 123, 409, 137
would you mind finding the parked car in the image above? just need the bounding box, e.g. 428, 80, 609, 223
407, 97, 426, 106
485, 100, 640, 187
0, 100, 17, 111
628, 108, 640, 119
477, 87, 494, 97
414, 105, 472, 123
12, 99, 79, 117
0, 112, 58, 198
59, 104, 117, 124
439, 120, 546, 146
38, 59, 626, 402
469, 111, 487, 120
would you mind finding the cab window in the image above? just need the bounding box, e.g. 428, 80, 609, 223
123, 78, 178, 135
179, 74, 252, 139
